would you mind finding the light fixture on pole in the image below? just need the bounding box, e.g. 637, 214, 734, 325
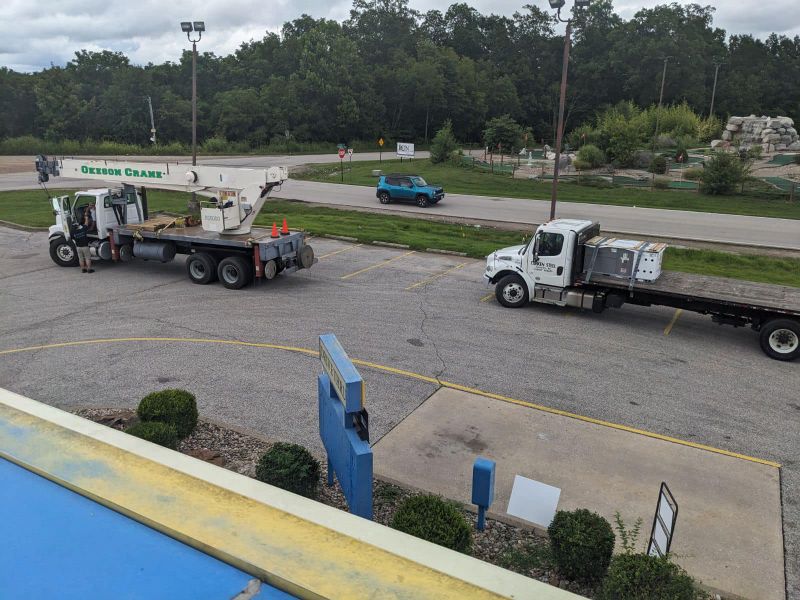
181, 20, 205, 211
547, 0, 591, 221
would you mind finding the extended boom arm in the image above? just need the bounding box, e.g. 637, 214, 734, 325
35, 156, 288, 235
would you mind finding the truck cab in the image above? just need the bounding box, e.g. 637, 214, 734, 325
49, 188, 145, 267
485, 219, 600, 307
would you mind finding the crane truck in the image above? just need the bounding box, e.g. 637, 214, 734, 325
485, 219, 800, 361
35, 156, 315, 289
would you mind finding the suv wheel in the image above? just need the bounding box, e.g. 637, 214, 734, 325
379, 191, 391, 204
416, 194, 429, 208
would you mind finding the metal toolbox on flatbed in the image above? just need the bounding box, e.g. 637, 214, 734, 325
582, 237, 667, 282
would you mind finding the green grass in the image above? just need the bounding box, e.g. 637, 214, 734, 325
295, 158, 800, 219
3, 189, 798, 287
767, 154, 798, 166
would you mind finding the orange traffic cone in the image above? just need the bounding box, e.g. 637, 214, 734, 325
270, 222, 279, 238
280, 218, 290, 235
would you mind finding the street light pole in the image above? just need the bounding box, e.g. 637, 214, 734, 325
709, 59, 724, 118
548, 0, 590, 222
658, 56, 671, 107
181, 21, 205, 212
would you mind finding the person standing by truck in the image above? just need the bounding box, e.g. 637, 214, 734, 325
71, 213, 94, 273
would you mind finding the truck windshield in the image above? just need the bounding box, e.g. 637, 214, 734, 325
411, 177, 427, 187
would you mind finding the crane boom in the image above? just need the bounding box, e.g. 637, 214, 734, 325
35, 156, 287, 235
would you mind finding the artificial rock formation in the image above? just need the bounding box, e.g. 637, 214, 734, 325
712, 115, 799, 152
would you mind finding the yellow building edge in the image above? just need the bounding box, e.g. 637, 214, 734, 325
0, 388, 580, 600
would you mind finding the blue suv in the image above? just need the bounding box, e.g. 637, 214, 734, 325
376, 174, 444, 208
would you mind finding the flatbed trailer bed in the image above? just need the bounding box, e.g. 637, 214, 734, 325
580, 271, 800, 318
107, 223, 314, 289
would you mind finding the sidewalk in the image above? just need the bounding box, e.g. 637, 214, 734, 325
373, 388, 784, 600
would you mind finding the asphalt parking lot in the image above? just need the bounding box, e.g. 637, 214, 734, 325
0, 225, 798, 597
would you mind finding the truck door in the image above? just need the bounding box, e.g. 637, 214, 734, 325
527, 231, 568, 288
54, 196, 74, 240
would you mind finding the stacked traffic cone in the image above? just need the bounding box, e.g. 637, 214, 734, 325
270, 222, 279, 238
280, 218, 290, 235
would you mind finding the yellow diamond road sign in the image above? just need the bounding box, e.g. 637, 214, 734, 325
378, 137, 384, 147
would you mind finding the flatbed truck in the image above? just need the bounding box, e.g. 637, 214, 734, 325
485, 219, 800, 361
37, 157, 315, 288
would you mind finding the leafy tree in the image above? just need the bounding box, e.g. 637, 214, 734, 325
483, 114, 522, 152
700, 151, 745, 195
429, 119, 459, 163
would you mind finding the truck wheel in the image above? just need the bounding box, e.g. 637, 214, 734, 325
186, 253, 218, 285
759, 319, 800, 361
378, 192, 391, 204
49, 237, 78, 267
495, 274, 528, 308
416, 194, 429, 208
217, 255, 252, 290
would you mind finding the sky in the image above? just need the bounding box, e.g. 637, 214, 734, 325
2, 0, 799, 73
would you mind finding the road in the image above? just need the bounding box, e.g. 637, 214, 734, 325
0, 226, 797, 598
2, 152, 798, 250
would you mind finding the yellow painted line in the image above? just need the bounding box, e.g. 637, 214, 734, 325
0, 398, 524, 600
318, 243, 363, 260
0, 337, 780, 468
340, 250, 415, 280
664, 309, 683, 336
480, 292, 494, 303
405, 262, 468, 291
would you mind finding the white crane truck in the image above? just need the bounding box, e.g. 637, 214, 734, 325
485, 219, 800, 361
35, 156, 314, 289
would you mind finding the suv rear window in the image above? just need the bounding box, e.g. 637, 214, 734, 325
386, 176, 400, 185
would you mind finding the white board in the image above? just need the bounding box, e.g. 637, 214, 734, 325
396, 142, 415, 158
506, 475, 561, 528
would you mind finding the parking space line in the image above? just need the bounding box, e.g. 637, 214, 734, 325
340, 250, 416, 280
405, 262, 468, 291
480, 292, 494, 303
318, 244, 363, 260
664, 309, 683, 336
0, 336, 780, 468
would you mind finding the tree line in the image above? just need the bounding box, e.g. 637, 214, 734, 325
1, 0, 798, 149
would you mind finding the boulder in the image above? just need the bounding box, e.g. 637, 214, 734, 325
725, 124, 740, 131
710, 139, 724, 148
729, 117, 744, 125
775, 143, 788, 151
722, 130, 732, 141
787, 141, 800, 150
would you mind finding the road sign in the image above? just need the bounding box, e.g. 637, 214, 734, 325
338, 148, 346, 159
396, 142, 415, 158
647, 482, 678, 557
378, 137, 384, 147
348, 148, 354, 156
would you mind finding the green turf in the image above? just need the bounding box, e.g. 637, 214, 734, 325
3, 189, 797, 287
295, 159, 800, 219
767, 154, 798, 166
761, 177, 798, 192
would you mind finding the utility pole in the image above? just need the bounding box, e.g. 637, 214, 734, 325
651, 56, 672, 187
181, 21, 205, 212
548, 0, 591, 222
709, 59, 724, 118
658, 56, 671, 107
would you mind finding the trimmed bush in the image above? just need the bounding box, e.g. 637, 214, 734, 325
391, 494, 472, 553
633, 150, 654, 170
572, 159, 591, 171
700, 151, 745, 195
653, 177, 670, 189
598, 553, 699, 600
255, 442, 320, 499
648, 155, 668, 174
576, 144, 606, 168
137, 389, 198, 438
548, 509, 615, 582
126, 421, 179, 450
683, 167, 703, 181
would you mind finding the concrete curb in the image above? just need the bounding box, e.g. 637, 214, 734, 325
0, 219, 47, 232
427, 248, 468, 257
373, 241, 411, 249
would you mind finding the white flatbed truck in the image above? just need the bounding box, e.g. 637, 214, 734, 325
36, 156, 314, 288
485, 219, 800, 361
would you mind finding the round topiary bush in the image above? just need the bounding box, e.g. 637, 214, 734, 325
576, 144, 606, 168
648, 155, 668, 174
390, 494, 472, 554
255, 442, 320, 499
548, 509, 615, 582
598, 553, 699, 600
125, 421, 179, 450
136, 389, 198, 438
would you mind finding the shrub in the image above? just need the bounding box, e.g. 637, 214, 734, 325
576, 144, 606, 168
683, 167, 703, 181
391, 494, 472, 553
126, 421, 179, 450
255, 442, 320, 499
573, 159, 591, 171
648, 155, 668, 174
598, 554, 700, 600
633, 150, 654, 170
136, 389, 198, 438
700, 151, 745, 195
430, 120, 459, 164
653, 177, 670, 189
697, 115, 723, 143
548, 509, 615, 582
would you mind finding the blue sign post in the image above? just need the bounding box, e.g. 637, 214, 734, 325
472, 457, 496, 531
318, 334, 373, 519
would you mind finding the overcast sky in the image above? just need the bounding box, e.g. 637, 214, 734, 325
2, 0, 799, 72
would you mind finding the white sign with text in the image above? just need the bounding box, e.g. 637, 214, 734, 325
396, 142, 415, 158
